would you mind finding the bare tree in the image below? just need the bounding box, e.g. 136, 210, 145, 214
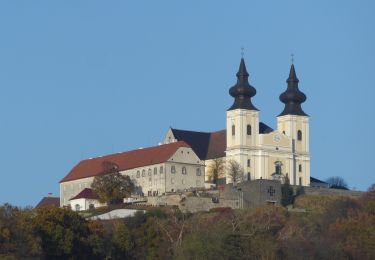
326, 176, 348, 190
226, 159, 244, 185
207, 158, 225, 185
368, 183, 375, 192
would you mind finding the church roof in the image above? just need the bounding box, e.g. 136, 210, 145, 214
60, 141, 190, 183
310, 177, 328, 184
228, 58, 258, 111
171, 123, 273, 160
171, 128, 225, 160
278, 64, 308, 117
36, 197, 60, 208
69, 188, 98, 201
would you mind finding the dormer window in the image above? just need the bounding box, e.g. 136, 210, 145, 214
247, 124, 252, 135
232, 125, 235, 136
297, 130, 302, 141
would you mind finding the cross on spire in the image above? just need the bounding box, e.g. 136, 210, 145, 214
291, 53, 294, 64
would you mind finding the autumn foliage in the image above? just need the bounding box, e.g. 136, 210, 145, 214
1, 188, 375, 259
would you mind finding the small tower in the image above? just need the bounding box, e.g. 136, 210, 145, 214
277, 63, 310, 186
226, 58, 260, 183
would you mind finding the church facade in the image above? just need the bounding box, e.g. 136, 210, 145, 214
60, 57, 310, 207
165, 58, 310, 186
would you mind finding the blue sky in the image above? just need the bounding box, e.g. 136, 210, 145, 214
0, 1, 374, 206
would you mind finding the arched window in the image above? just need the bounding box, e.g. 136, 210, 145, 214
247, 172, 251, 181
136, 171, 140, 178
154, 167, 157, 175
160, 166, 164, 174
182, 167, 187, 175
275, 161, 282, 175
299, 164, 302, 172
171, 165, 176, 173
142, 169, 146, 177
297, 130, 302, 141
247, 159, 251, 167
232, 125, 235, 136
148, 169, 152, 176
247, 124, 252, 135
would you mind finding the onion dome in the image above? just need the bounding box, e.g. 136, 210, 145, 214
228, 58, 258, 111
278, 64, 308, 117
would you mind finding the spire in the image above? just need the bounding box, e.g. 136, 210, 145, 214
228, 58, 258, 111
278, 63, 308, 117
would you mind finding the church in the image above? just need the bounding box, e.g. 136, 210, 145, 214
59, 57, 310, 208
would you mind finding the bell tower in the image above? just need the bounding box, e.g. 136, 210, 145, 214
226, 57, 259, 183
277, 63, 310, 186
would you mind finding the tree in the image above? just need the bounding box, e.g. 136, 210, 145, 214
281, 176, 294, 206
91, 161, 134, 204
226, 160, 244, 185
207, 158, 225, 185
33, 206, 91, 258
368, 183, 375, 192
326, 176, 349, 190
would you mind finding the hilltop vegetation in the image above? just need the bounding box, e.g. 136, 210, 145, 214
1, 190, 375, 259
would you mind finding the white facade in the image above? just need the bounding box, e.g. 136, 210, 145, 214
69, 198, 105, 211
60, 146, 205, 207
225, 109, 310, 186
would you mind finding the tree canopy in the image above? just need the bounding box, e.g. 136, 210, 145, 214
91, 161, 135, 204
326, 176, 349, 190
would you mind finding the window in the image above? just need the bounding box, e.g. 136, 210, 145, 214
247, 159, 251, 167
89, 204, 95, 210
142, 169, 146, 177
75, 204, 80, 211
297, 130, 302, 141
247, 124, 252, 135
232, 125, 235, 136
148, 169, 152, 176
247, 172, 251, 181
182, 167, 187, 175
282, 131, 285, 134
196, 168, 201, 176
136, 171, 140, 178
171, 165, 176, 173
160, 166, 164, 174
154, 167, 157, 175
275, 161, 282, 175
299, 164, 302, 172
299, 177, 302, 186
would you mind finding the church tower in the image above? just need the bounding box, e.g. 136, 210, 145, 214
277, 63, 310, 186
226, 58, 259, 183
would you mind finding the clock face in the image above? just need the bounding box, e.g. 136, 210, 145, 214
273, 135, 281, 143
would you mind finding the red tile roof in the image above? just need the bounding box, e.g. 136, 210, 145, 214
60, 141, 190, 183
69, 188, 98, 200
36, 197, 60, 208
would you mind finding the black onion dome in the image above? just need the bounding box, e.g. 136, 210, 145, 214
278, 64, 308, 117
228, 58, 258, 111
